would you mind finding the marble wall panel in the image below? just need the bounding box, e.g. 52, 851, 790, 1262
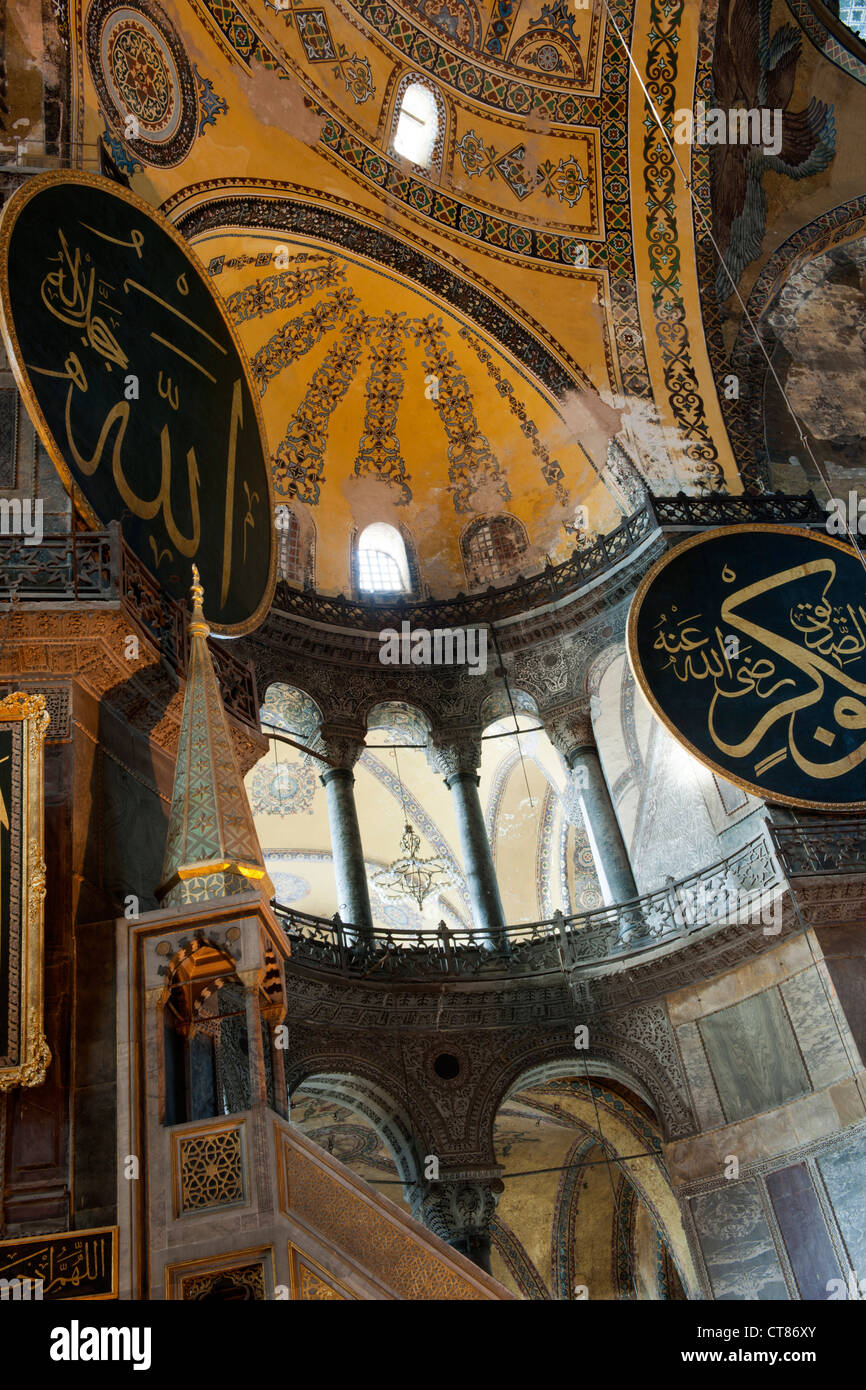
780, 969, 853, 1091
698, 991, 811, 1124
765, 1163, 842, 1301
676, 1021, 726, 1131
690, 1181, 788, 1300
817, 1128, 866, 1274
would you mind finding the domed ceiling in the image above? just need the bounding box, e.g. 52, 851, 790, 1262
66, 0, 857, 593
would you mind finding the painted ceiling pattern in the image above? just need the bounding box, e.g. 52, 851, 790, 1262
182, 0, 628, 272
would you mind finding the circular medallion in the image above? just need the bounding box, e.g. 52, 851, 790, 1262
0, 172, 276, 634
86, 0, 197, 167
627, 526, 866, 811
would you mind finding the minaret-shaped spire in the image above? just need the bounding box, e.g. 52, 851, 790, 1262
157, 565, 273, 908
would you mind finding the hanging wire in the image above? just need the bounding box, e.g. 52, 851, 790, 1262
488, 620, 535, 811
597, 0, 866, 575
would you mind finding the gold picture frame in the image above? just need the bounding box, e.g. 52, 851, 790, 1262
0, 690, 50, 1090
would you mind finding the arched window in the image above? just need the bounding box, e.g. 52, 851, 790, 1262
356, 522, 411, 595
393, 81, 438, 168
461, 514, 529, 588
275, 505, 301, 583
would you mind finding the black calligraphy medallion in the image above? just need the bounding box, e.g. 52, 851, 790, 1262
627, 526, 866, 810
0, 171, 275, 634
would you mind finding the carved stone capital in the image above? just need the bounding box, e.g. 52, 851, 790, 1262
312, 722, 366, 771
427, 732, 482, 781
411, 1176, 504, 1255
543, 700, 596, 763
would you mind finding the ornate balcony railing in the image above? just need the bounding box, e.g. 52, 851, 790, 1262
651, 490, 831, 529
770, 820, 866, 878
0, 527, 260, 732
272, 830, 783, 980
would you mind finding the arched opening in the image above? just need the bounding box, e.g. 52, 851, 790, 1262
162, 941, 252, 1125
392, 80, 439, 169
355, 522, 412, 595
461, 514, 529, 588
490, 1061, 697, 1300
290, 1071, 420, 1210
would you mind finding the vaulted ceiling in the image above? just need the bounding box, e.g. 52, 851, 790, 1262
61, 0, 865, 592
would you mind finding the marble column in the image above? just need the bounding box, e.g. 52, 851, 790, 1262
428, 734, 506, 945
316, 725, 373, 940
546, 700, 639, 919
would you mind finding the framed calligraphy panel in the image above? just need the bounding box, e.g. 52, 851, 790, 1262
0, 1225, 117, 1299
0, 691, 50, 1091
627, 526, 866, 811
0, 171, 275, 635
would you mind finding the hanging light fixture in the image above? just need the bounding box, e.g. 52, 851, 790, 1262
373, 748, 451, 911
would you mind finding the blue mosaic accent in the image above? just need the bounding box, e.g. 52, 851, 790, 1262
100, 121, 143, 176
194, 64, 229, 134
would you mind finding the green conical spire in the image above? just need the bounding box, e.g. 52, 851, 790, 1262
156, 565, 273, 908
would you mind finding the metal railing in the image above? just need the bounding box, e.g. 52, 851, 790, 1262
651, 490, 831, 529
272, 830, 783, 979
770, 820, 866, 878
0, 527, 260, 731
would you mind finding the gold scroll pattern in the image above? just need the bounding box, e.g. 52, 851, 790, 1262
280, 1134, 488, 1300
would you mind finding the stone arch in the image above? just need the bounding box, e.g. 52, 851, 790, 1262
725, 194, 866, 488
259, 682, 323, 745
289, 1066, 422, 1204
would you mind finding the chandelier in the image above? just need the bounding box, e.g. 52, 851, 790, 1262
373, 822, 451, 911
373, 745, 451, 911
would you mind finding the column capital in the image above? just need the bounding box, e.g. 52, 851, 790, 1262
543, 699, 597, 766
411, 1175, 504, 1257
311, 722, 366, 772
426, 731, 482, 782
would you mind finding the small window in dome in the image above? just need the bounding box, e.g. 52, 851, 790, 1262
357, 523, 411, 595
393, 82, 438, 169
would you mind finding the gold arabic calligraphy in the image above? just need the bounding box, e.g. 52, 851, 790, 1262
653, 559, 866, 781
28, 220, 252, 604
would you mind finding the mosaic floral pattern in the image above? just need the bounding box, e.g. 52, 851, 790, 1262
354, 312, 412, 501
87, 0, 198, 167
413, 316, 509, 512
274, 313, 372, 502
249, 758, 318, 815
260, 683, 322, 741
193, 64, 228, 133
225, 257, 345, 325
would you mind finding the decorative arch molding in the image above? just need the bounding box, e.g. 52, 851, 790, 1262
786, 0, 866, 83
479, 1017, 696, 1146
291, 1068, 421, 1199
504, 1055, 659, 1115
168, 185, 591, 397
724, 194, 866, 488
